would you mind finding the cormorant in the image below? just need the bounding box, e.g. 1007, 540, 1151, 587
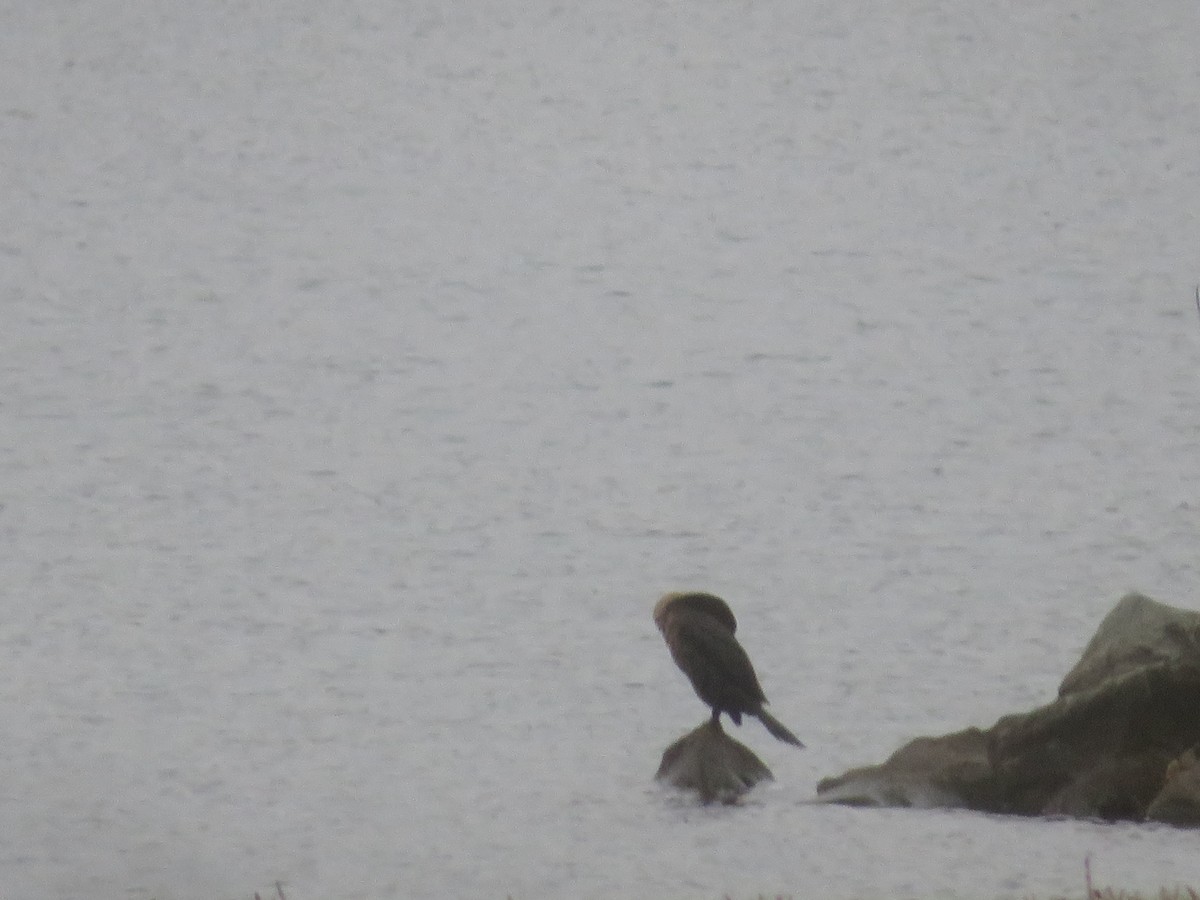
653, 591, 804, 747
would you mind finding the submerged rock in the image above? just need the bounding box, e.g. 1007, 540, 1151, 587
817, 592, 1200, 824
656, 718, 774, 804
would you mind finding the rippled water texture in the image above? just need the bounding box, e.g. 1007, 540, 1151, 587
3, 1, 1200, 897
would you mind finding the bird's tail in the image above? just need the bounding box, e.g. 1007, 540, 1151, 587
756, 707, 804, 747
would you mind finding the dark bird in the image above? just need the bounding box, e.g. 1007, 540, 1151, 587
653, 591, 804, 747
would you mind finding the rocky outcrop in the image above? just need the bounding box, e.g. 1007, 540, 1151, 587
656, 719, 774, 804
817, 593, 1200, 823
1058, 591, 1200, 696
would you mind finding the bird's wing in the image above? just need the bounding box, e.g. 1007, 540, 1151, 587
669, 613, 767, 708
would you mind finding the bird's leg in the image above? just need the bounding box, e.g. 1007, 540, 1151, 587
709, 708, 723, 732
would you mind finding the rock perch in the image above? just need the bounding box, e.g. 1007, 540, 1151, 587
656, 718, 775, 804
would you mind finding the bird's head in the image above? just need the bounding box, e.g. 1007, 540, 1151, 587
653, 591, 738, 633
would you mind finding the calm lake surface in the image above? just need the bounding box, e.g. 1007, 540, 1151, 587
3, 1, 1200, 897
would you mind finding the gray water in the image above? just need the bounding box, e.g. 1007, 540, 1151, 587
4, 1, 1200, 897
